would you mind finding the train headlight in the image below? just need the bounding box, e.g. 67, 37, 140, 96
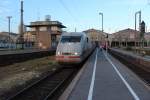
57, 52, 61, 55
74, 52, 78, 55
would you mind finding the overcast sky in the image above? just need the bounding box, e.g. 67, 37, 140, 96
0, 0, 150, 33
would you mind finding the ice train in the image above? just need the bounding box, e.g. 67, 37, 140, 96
56, 32, 95, 64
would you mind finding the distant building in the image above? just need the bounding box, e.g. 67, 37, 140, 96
83, 28, 108, 46
23, 31, 36, 48
25, 17, 66, 49
110, 28, 150, 47
144, 32, 150, 47
0, 32, 18, 48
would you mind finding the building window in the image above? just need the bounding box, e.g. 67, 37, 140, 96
39, 27, 47, 31
31, 28, 36, 31
51, 26, 58, 31
130, 34, 135, 39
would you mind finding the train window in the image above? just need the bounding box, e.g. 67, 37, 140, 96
61, 36, 81, 43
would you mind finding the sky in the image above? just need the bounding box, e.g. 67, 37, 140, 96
0, 0, 150, 33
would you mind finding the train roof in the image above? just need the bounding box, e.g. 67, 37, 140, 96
61, 32, 86, 37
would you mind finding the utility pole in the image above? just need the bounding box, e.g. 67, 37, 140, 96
20, 0, 24, 49
7, 16, 12, 49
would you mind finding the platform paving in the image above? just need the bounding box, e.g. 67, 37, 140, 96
60, 48, 150, 100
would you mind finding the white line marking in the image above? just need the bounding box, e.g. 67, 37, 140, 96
87, 48, 98, 100
103, 51, 140, 100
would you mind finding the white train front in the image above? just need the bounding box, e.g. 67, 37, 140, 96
56, 32, 95, 64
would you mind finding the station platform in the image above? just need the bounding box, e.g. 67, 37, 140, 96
59, 48, 150, 100
0, 48, 55, 55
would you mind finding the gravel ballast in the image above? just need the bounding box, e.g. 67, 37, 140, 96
0, 56, 60, 100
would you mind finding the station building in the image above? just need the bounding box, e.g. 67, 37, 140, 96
25, 17, 66, 49
83, 29, 108, 46
110, 28, 150, 47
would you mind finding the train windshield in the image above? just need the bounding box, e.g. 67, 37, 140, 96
61, 36, 81, 43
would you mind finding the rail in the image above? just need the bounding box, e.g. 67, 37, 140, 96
7, 67, 79, 100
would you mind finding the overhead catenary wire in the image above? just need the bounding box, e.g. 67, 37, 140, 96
58, 0, 79, 23
0, 17, 8, 25
0, 16, 18, 33
36, 7, 41, 21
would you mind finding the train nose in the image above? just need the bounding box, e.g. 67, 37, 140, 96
56, 43, 82, 64
55, 55, 81, 64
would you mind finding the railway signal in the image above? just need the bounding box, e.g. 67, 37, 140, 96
140, 21, 145, 36
140, 21, 145, 48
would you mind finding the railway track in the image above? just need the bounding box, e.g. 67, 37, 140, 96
109, 50, 150, 86
5, 48, 96, 100
8, 67, 79, 100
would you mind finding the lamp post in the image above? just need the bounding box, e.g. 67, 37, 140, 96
99, 12, 103, 32
135, 10, 141, 31
7, 16, 12, 49
99, 12, 108, 53
135, 11, 141, 48
99, 12, 103, 48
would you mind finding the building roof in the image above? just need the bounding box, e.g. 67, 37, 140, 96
112, 28, 140, 35
111, 28, 141, 41
84, 28, 102, 33
83, 28, 108, 35
0, 32, 18, 36
26, 21, 66, 28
